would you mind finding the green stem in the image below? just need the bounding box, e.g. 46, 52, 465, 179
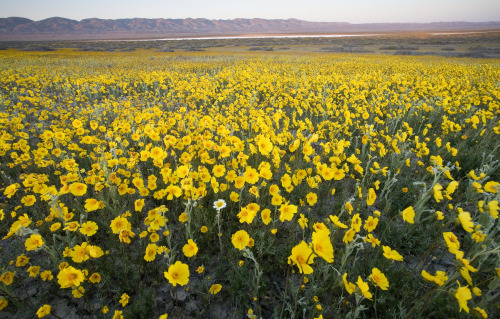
470, 246, 500, 263
216, 210, 223, 253
280, 266, 291, 319
380, 214, 399, 242
403, 286, 438, 319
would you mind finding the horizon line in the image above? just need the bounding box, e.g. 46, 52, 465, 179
3, 16, 500, 25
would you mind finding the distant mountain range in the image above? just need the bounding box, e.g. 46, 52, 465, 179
1, 17, 500, 41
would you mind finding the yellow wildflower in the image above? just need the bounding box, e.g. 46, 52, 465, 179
288, 241, 316, 274
455, 281, 472, 313
401, 206, 415, 224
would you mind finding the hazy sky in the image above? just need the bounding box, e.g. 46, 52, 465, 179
1, 0, 499, 23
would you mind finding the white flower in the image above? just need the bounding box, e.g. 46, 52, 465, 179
213, 199, 227, 211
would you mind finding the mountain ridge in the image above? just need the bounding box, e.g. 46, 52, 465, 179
1, 17, 500, 41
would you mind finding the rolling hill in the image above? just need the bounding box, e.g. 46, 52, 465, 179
1, 17, 500, 41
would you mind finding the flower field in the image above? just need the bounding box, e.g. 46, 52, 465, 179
0, 49, 499, 318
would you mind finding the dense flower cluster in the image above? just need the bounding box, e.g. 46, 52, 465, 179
0, 50, 498, 318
